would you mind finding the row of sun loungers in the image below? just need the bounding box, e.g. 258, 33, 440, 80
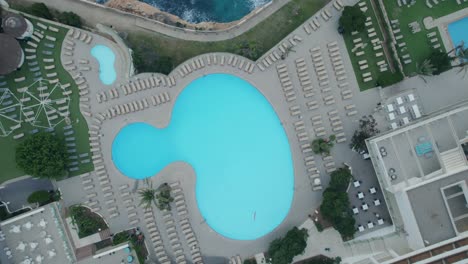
229, 255, 243, 264
87, 118, 122, 218
258, 35, 302, 71
178, 54, 255, 77
390, 21, 412, 68
67, 28, 93, 45
144, 208, 171, 264
80, 173, 102, 212
327, 41, 349, 87
303, 0, 342, 35
323, 154, 337, 174
102, 92, 170, 119
96, 88, 119, 103
305, 155, 322, 191
170, 182, 204, 264
276, 64, 297, 103
328, 109, 346, 143
161, 209, 187, 264
310, 47, 330, 88
294, 58, 315, 98
120, 76, 176, 96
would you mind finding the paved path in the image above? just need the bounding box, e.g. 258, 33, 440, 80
45, 1, 468, 264
15, 0, 293, 41
55, 0, 403, 262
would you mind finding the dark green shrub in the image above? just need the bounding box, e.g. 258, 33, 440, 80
27, 190, 51, 205
30, 3, 53, 20
16, 133, 67, 179
56, 11, 82, 28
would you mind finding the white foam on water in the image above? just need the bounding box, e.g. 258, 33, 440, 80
181, 9, 209, 23
248, 0, 271, 9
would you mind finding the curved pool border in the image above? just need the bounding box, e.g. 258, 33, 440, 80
111, 72, 295, 241
91, 44, 117, 85
77, 45, 318, 257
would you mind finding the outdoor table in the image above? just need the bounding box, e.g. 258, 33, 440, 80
389, 112, 396, 120
378, 219, 384, 225
370, 187, 376, 194
358, 225, 365, 232
387, 104, 394, 112
362, 203, 369, 211
367, 222, 374, 229
402, 117, 409, 124
352, 207, 359, 215
396, 97, 403, 105
399, 106, 406, 114
374, 199, 381, 206
391, 122, 398, 129
353, 180, 360, 188
357, 192, 364, 199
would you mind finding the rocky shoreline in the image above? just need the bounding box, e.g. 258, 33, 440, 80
103, 0, 265, 31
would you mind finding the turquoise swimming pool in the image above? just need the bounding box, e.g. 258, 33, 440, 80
112, 74, 294, 240
448, 17, 468, 49
91, 45, 116, 85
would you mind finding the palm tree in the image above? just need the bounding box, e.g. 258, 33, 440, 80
281, 46, 296, 60
416, 59, 436, 82
454, 46, 468, 77
138, 181, 157, 210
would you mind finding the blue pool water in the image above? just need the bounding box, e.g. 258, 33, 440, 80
112, 74, 294, 240
91, 45, 116, 85
448, 17, 468, 49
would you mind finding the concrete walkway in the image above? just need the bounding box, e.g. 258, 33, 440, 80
14, 0, 293, 41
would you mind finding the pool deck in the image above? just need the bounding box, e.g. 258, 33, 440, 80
53, 0, 468, 263
424, 7, 468, 57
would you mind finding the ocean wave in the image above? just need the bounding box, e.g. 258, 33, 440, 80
136, 0, 271, 23
248, 0, 271, 9
181, 9, 209, 24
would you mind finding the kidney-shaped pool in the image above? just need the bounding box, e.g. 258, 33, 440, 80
112, 74, 294, 240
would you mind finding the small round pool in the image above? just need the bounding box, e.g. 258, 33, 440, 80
91, 45, 116, 85
112, 74, 294, 240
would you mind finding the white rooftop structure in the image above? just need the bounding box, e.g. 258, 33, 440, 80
0, 203, 75, 264
367, 102, 468, 250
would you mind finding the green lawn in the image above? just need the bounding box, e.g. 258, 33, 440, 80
342, 0, 399, 90
0, 16, 92, 183
382, 0, 468, 75
127, 0, 330, 73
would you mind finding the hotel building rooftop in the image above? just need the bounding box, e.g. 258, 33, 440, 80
367, 101, 468, 250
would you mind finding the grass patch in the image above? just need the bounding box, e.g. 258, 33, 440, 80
0, 15, 92, 183
127, 0, 330, 73
112, 230, 147, 264
69, 205, 108, 238
342, 0, 399, 90
382, 0, 468, 75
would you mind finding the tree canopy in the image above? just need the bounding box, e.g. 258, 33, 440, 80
30, 3, 53, 20
268, 227, 309, 264
15, 133, 67, 179
155, 183, 174, 210
428, 50, 452, 75
338, 6, 366, 34
303, 256, 342, 264
311, 135, 336, 155
329, 168, 352, 191
320, 167, 356, 238
56, 11, 82, 28
350, 115, 379, 154
27, 190, 51, 205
